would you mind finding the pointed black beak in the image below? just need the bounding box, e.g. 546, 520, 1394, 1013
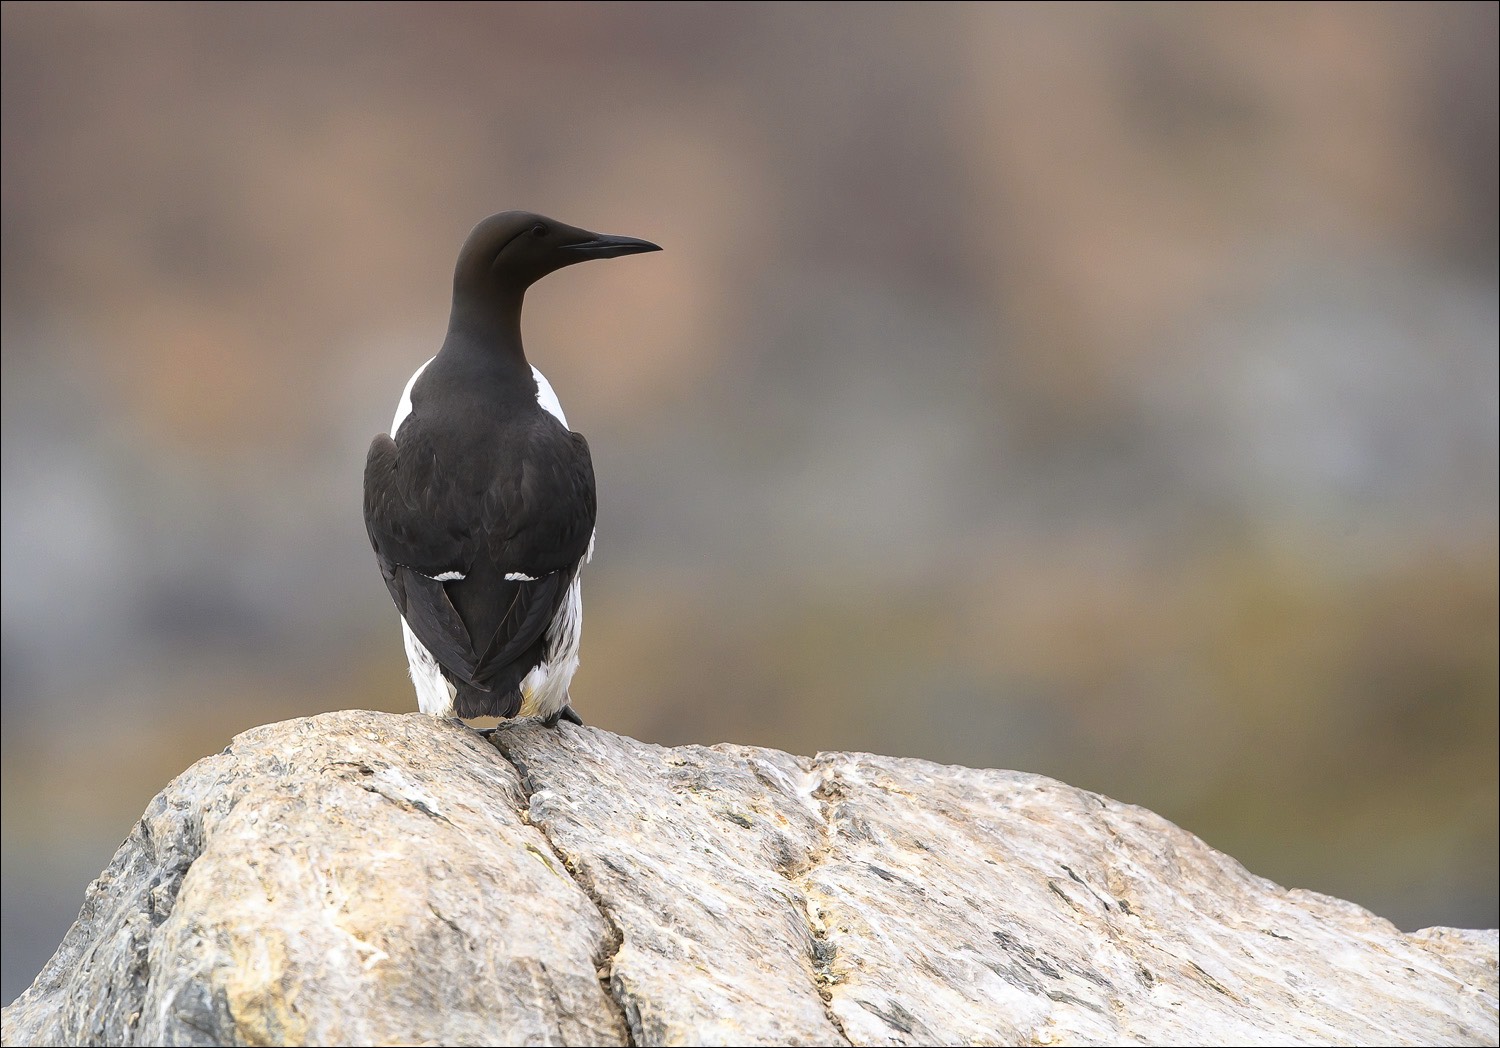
563, 232, 662, 259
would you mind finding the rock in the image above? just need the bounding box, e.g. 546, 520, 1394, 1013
3, 710, 1495, 1047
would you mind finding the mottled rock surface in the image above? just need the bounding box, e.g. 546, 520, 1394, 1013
4, 710, 1496, 1047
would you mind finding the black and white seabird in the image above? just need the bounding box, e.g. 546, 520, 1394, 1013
362, 211, 660, 726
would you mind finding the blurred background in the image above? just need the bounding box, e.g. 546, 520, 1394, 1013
2, 2, 1496, 1001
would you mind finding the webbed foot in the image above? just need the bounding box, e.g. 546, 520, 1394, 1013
542, 704, 584, 728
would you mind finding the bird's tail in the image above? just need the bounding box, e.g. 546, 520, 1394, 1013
453, 679, 522, 720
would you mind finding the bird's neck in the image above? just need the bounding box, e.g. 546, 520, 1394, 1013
445, 287, 529, 370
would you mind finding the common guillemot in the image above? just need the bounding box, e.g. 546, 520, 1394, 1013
362, 211, 660, 726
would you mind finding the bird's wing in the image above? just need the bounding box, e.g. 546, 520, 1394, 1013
477, 425, 597, 578
463, 425, 595, 685
363, 432, 484, 681
363, 422, 596, 691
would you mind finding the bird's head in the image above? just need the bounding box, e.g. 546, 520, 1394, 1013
453, 211, 661, 300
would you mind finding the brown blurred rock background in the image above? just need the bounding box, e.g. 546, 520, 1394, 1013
1, 2, 1495, 1002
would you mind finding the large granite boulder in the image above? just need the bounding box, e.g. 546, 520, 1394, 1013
4, 710, 1495, 1046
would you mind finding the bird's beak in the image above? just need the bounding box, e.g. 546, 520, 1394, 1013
563, 233, 663, 258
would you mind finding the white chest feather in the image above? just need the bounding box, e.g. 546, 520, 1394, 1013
390, 356, 433, 437
530, 365, 568, 426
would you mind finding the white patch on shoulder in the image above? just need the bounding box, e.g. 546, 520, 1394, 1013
518, 572, 584, 721
401, 617, 456, 717
532, 365, 569, 427
427, 570, 465, 582
505, 571, 540, 582
391, 356, 436, 437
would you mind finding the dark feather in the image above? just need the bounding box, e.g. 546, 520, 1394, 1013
362, 380, 595, 715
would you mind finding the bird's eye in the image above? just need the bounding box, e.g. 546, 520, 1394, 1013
531, 224, 548, 238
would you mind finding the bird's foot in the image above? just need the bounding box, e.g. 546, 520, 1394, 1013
541, 704, 584, 729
